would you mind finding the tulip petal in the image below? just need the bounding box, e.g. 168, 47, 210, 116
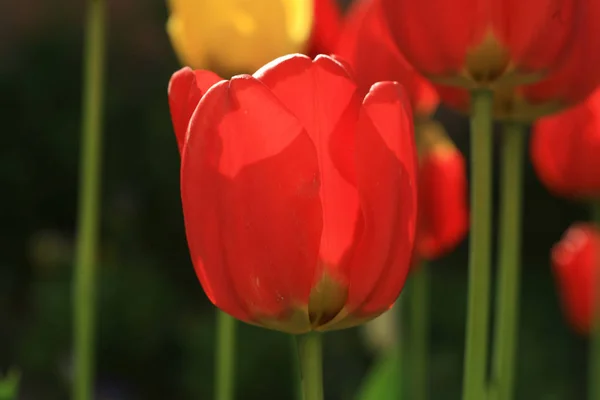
182, 76, 322, 324
416, 151, 469, 260
551, 223, 600, 334
180, 81, 246, 320
381, 0, 485, 77
531, 93, 600, 199
345, 81, 418, 316
194, 70, 224, 92
168, 67, 222, 154
255, 54, 361, 269
530, 111, 576, 197
306, 0, 342, 57
254, 54, 357, 144
492, 0, 577, 73
335, 0, 439, 116
522, 1, 600, 107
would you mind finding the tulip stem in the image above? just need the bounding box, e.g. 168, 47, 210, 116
590, 201, 600, 400
409, 263, 430, 400
462, 89, 494, 400
72, 0, 106, 399
292, 335, 303, 400
490, 122, 525, 400
296, 332, 324, 400
215, 312, 236, 400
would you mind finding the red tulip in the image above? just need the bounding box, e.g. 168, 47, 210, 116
306, 0, 342, 57
335, 0, 438, 118
380, 0, 581, 89
552, 223, 600, 334
387, 1, 600, 121
531, 88, 600, 200
519, 0, 600, 113
414, 122, 469, 261
167, 54, 418, 333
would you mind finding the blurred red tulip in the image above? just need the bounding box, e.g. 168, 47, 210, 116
306, 0, 342, 57
381, 0, 580, 89
168, 54, 418, 333
385, 0, 600, 121
335, 0, 438, 118
552, 223, 600, 334
414, 122, 469, 261
519, 0, 600, 114
531, 88, 600, 200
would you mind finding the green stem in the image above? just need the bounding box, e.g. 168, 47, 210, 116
292, 336, 302, 400
410, 263, 430, 400
72, 0, 106, 399
490, 122, 525, 400
296, 332, 324, 400
462, 89, 494, 400
215, 312, 236, 400
397, 296, 405, 399
589, 201, 600, 400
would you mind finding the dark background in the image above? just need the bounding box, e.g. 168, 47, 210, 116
0, 0, 591, 398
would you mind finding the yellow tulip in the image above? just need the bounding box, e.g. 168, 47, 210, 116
166, 0, 313, 75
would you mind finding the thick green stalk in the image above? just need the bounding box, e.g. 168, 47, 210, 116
462, 89, 494, 400
589, 201, 600, 400
215, 312, 236, 400
292, 335, 302, 400
410, 263, 430, 400
296, 332, 324, 400
72, 0, 106, 399
490, 122, 525, 400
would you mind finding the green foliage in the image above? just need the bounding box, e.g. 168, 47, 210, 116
355, 348, 401, 400
0, 369, 21, 400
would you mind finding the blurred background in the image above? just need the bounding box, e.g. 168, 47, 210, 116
0, 0, 592, 399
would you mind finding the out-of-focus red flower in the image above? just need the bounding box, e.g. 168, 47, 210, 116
414, 121, 469, 262
519, 1, 600, 114
385, 1, 600, 121
335, 0, 438, 118
381, 0, 580, 89
167, 54, 418, 333
530, 88, 600, 200
552, 223, 600, 334
306, 0, 342, 57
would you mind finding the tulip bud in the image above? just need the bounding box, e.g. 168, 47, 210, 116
168, 54, 418, 333
414, 121, 469, 262
531, 88, 600, 200
552, 223, 600, 334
